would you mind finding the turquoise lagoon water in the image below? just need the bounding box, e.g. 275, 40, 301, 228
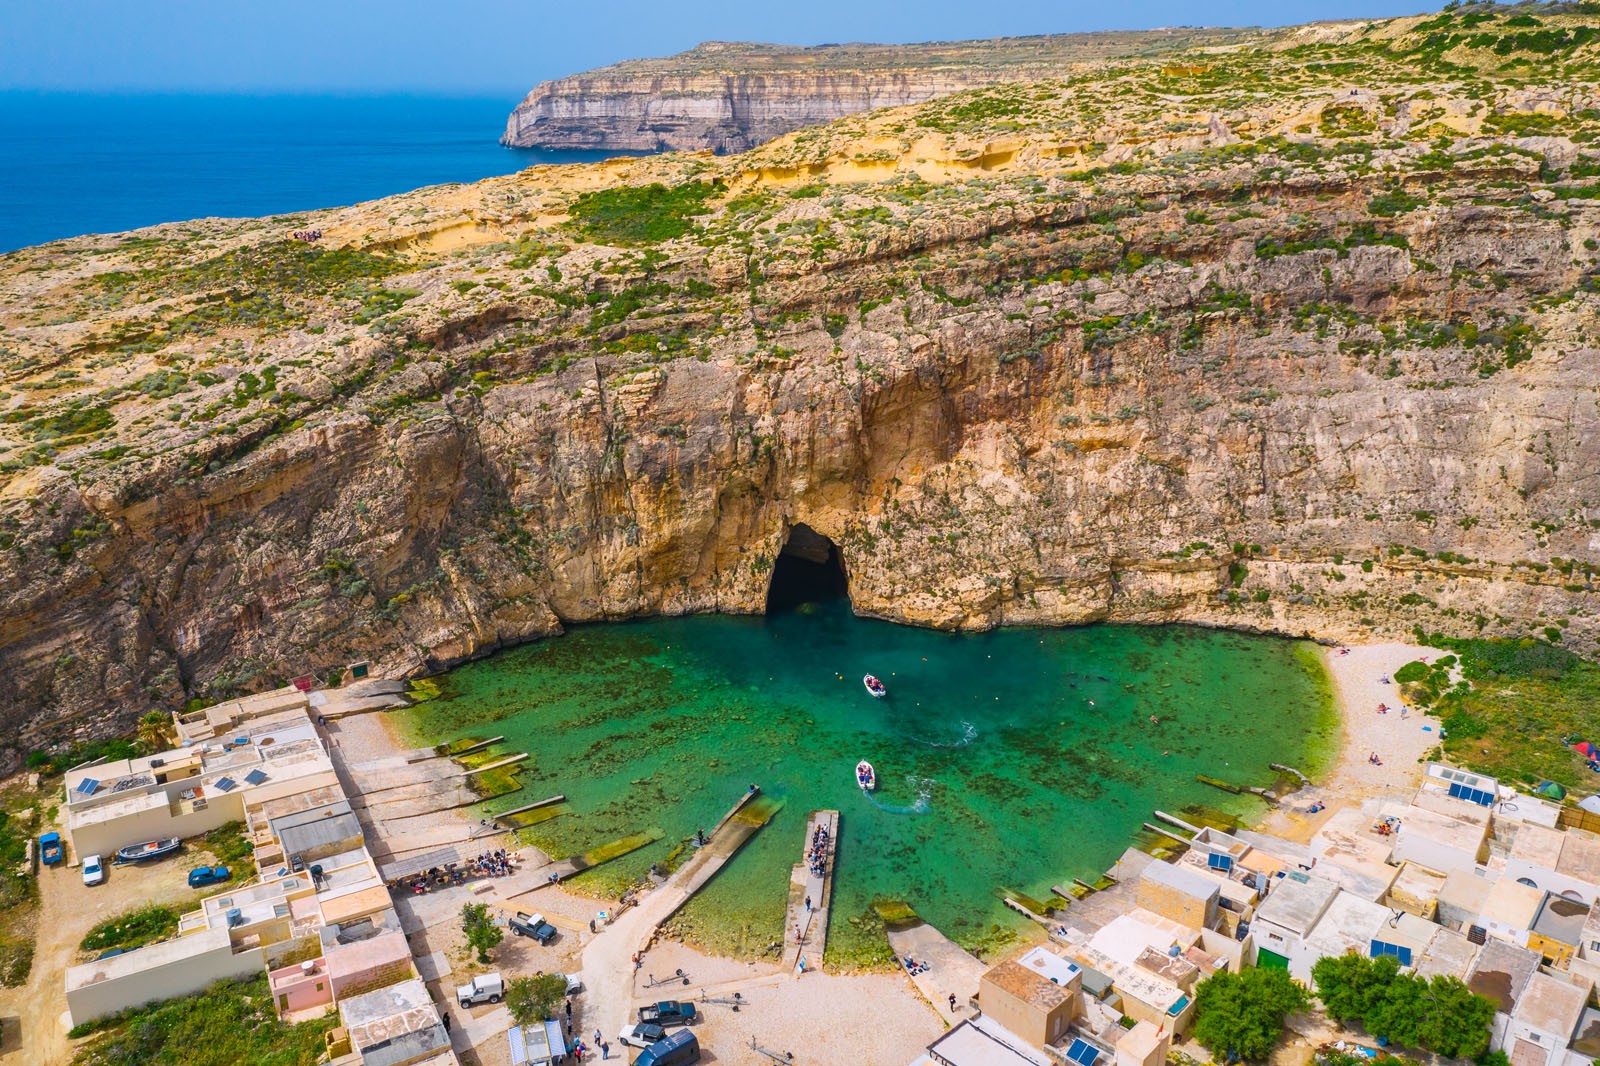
396, 605, 1336, 961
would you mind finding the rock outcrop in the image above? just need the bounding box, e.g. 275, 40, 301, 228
3, 6, 1600, 770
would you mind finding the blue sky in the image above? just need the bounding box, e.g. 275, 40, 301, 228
5, 0, 1433, 95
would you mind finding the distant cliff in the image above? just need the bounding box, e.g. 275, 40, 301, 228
501, 32, 1263, 153
504, 71, 977, 154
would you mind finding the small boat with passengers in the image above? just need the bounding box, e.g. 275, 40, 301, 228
856, 760, 877, 791
863, 674, 887, 698
115, 837, 182, 863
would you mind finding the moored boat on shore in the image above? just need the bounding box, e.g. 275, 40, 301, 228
115, 837, 181, 863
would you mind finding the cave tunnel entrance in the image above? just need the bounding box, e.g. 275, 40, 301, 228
765, 523, 849, 614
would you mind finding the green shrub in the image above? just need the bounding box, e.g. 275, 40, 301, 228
507, 972, 569, 1026
69, 973, 335, 1065
202, 822, 253, 866
1193, 967, 1309, 1061
1368, 190, 1424, 217
80, 905, 180, 953
568, 181, 722, 246
1393, 660, 1430, 684
1312, 953, 1493, 1059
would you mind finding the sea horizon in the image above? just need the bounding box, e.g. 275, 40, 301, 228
0, 90, 638, 253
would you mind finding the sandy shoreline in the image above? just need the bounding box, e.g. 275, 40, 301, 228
1258, 641, 1443, 841
335, 638, 1444, 1062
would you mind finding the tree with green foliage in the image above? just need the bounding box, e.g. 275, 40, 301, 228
1193, 966, 1310, 1062
1311, 953, 1493, 1059
134, 711, 174, 755
461, 902, 502, 963
1415, 975, 1495, 1059
1313, 952, 1399, 1021
506, 973, 569, 1027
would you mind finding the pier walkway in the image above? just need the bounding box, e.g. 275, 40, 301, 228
581, 788, 782, 1042
887, 922, 987, 1024
783, 809, 838, 973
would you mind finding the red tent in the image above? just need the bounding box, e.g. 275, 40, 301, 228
1573, 741, 1598, 759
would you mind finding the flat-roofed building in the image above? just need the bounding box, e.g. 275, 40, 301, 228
1292, 891, 1398, 983
271, 800, 364, 866
1468, 939, 1543, 1015
1388, 862, 1449, 920
1439, 868, 1497, 932
911, 1013, 1055, 1066
1251, 874, 1340, 970
1480, 878, 1546, 948
1069, 910, 1204, 1035
65, 924, 265, 1026
1507, 825, 1600, 910
1383, 800, 1492, 876
64, 710, 335, 857
1501, 973, 1592, 1066
174, 686, 312, 745
1529, 893, 1590, 968
340, 977, 451, 1066
1413, 926, 1480, 981
979, 955, 1078, 1049
1417, 763, 1501, 815
1114, 1021, 1169, 1066
1136, 860, 1219, 931
327, 929, 414, 1001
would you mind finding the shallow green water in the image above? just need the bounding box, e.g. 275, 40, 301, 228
396, 605, 1336, 962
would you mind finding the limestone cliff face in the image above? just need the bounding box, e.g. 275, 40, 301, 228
500, 31, 1267, 152
5, 6, 1600, 769
504, 71, 978, 153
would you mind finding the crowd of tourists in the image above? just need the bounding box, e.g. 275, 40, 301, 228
391, 849, 519, 893
807, 822, 831, 877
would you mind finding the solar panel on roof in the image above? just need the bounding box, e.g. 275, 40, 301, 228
1067, 1039, 1100, 1066
1208, 852, 1234, 871
243, 769, 267, 786
74, 778, 99, 795
214, 776, 237, 792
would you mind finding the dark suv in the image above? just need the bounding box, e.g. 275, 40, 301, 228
508, 911, 557, 944
638, 1001, 697, 1027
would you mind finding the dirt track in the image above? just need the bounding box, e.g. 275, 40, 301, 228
0, 835, 193, 1066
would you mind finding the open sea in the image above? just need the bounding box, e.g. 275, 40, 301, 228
0, 92, 631, 253
396, 604, 1337, 963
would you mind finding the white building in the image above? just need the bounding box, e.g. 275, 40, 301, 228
1478, 878, 1546, 948
1290, 890, 1426, 984
1250, 873, 1340, 970
1500, 973, 1592, 1066
1505, 824, 1600, 908
64, 708, 336, 857
1383, 800, 1492, 876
